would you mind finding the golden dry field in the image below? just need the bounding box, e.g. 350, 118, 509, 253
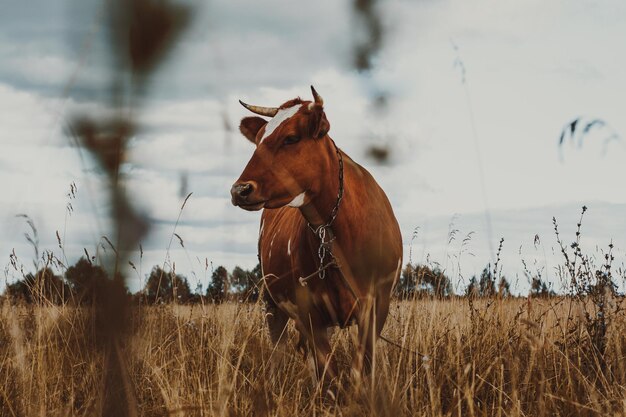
1, 297, 625, 417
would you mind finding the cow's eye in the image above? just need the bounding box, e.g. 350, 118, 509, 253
283, 135, 301, 145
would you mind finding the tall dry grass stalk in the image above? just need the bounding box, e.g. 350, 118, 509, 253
1, 296, 625, 416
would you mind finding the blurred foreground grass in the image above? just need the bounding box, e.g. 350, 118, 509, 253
1, 297, 625, 416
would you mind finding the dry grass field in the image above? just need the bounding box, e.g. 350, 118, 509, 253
1, 296, 625, 417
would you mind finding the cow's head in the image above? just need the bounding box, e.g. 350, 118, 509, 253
230, 86, 331, 211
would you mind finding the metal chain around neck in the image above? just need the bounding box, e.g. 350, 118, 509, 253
299, 139, 344, 286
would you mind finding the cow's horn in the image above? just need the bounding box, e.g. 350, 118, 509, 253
239, 100, 279, 117
310, 85, 323, 107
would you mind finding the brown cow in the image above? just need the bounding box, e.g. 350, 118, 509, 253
231, 86, 402, 384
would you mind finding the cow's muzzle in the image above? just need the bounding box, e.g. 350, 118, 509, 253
230, 181, 264, 210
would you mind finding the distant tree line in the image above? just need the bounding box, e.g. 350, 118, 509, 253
3, 256, 564, 304
395, 263, 454, 299
2, 257, 262, 305
395, 263, 556, 299
464, 266, 512, 299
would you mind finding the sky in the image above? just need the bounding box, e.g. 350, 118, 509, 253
1, 0, 625, 294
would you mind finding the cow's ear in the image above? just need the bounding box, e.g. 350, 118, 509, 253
307, 103, 330, 139
239, 117, 267, 144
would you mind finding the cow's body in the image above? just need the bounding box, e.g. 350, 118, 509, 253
231, 88, 402, 383
260, 148, 402, 328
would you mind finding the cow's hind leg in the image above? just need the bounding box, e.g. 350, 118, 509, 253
354, 293, 390, 377
355, 296, 376, 377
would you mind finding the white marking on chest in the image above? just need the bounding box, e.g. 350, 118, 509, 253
260, 105, 302, 143
287, 238, 291, 256
259, 219, 265, 237
287, 192, 306, 207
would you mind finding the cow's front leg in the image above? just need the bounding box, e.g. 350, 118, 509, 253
264, 294, 291, 378
310, 327, 338, 382
265, 297, 289, 346
294, 318, 338, 395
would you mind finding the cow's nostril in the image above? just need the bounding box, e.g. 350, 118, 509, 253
240, 183, 253, 197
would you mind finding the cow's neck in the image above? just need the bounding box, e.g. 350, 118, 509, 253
299, 137, 343, 231
297, 138, 360, 296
